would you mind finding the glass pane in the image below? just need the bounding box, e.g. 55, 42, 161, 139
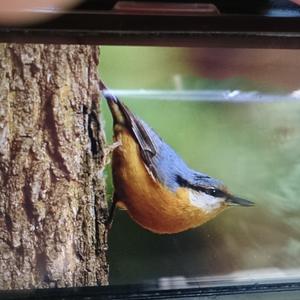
100, 46, 300, 286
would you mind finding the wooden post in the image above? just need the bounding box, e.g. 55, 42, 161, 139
0, 44, 108, 289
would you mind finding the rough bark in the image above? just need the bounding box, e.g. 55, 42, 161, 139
0, 44, 108, 289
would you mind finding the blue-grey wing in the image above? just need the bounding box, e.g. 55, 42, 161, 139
137, 119, 223, 192
120, 103, 223, 192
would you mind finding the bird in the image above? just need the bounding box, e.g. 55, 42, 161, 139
100, 80, 254, 234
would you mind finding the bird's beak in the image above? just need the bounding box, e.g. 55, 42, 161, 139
226, 195, 254, 207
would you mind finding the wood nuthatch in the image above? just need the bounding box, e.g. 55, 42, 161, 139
100, 80, 254, 234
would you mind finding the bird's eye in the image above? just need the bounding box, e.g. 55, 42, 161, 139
206, 189, 224, 197
207, 189, 217, 196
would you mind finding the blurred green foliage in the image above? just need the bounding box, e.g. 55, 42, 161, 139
100, 46, 300, 285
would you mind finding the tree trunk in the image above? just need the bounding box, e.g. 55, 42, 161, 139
0, 44, 108, 289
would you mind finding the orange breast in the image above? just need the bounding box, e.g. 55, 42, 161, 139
112, 126, 225, 234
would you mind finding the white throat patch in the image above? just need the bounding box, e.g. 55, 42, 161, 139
189, 190, 223, 213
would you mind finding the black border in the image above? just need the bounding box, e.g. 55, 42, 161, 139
1, 12, 300, 48
1, 279, 300, 299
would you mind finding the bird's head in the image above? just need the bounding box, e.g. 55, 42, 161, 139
176, 174, 254, 214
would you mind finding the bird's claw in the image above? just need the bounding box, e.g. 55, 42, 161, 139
108, 140, 122, 153
104, 140, 122, 165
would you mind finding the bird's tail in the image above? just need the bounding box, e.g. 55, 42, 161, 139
99, 79, 126, 125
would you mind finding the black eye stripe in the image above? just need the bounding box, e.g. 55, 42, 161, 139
175, 175, 226, 198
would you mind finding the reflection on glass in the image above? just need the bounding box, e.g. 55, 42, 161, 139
101, 46, 300, 285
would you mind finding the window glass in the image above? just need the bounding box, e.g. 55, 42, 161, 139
101, 46, 300, 285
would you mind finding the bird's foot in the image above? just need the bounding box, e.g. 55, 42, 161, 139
108, 140, 122, 153
103, 140, 122, 165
